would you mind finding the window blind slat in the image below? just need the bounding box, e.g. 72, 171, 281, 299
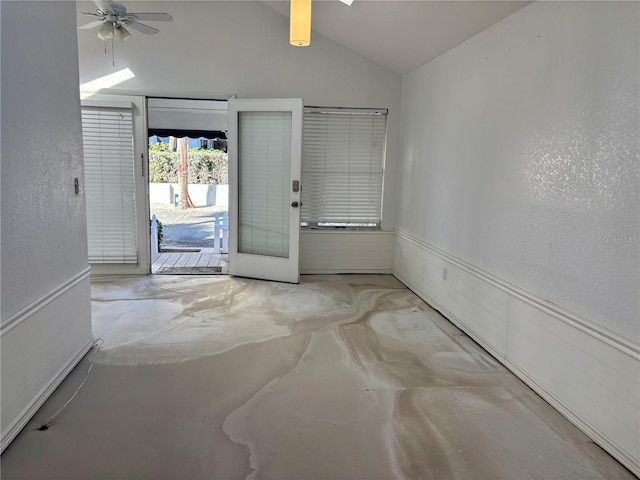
81, 107, 138, 264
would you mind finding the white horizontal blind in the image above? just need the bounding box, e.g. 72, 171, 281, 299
81, 106, 137, 263
302, 108, 386, 227
238, 111, 291, 258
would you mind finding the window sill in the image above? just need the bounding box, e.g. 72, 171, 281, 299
301, 226, 383, 232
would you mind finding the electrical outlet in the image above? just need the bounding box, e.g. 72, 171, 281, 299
443, 267, 448, 281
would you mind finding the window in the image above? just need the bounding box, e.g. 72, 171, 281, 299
81, 104, 137, 263
301, 107, 387, 229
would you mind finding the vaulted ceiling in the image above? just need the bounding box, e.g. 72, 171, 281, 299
262, 0, 530, 74
77, 1, 530, 77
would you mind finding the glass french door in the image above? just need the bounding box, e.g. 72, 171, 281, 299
227, 98, 303, 283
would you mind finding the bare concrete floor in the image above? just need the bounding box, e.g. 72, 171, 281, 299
1, 275, 634, 479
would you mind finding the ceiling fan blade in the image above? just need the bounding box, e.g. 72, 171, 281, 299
78, 20, 105, 29
92, 0, 115, 14
125, 13, 173, 22
125, 20, 160, 35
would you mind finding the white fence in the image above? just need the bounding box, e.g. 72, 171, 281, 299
150, 183, 229, 207
150, 212, 228, 253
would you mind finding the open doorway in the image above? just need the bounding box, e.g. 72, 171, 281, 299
146, 98, 229, 274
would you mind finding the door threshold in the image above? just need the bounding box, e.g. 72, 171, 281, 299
155, 266, 225, 275
161, 248, 201, 253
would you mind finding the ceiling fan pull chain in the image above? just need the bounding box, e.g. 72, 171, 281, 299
112, 37, 115, 67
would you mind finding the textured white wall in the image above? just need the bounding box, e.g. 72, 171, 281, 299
1, 1, 89, 319
1, 0, 93, 451
399, 1, 639, 340
76, 0, 402, 228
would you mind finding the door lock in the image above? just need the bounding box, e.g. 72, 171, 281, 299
291, 201, 299, 208
292, 180, 300, 192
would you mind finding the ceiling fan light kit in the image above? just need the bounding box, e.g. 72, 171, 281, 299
97, 21, 114, 41
290, 0, 311, 47
116, 25, 131, 42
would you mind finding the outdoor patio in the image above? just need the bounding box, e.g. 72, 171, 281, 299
151, 203, 228, 274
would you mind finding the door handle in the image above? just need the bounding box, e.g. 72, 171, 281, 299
291, 201, 299, 208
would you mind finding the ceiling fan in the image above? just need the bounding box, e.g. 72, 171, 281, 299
79, 0, 173, 42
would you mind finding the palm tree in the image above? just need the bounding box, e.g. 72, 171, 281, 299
177, 137, 189, 209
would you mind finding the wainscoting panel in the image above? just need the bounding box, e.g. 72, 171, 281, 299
300, 230, 394, 274
506, 297, 639, 472
439, 262, 510, 357
1, 268, 94, 452
393, 230, 640, 476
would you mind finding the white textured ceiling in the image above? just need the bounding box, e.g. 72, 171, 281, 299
263, 0, 530, 74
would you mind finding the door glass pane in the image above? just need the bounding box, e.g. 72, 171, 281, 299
238, 111, 291, 257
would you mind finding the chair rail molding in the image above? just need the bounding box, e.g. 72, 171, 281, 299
1, 266, 92, 335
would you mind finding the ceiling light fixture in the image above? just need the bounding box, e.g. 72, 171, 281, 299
116, 25, 131, 41
290, 0, 311, 47
97, 22, 115, 41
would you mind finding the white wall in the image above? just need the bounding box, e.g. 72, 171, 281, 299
1, 1, 93, 451
396, 2, 639, 474
150, 183, 228, 207
77, 0, 403, 230
399, 1, 639, 342
2, 1, 90, 319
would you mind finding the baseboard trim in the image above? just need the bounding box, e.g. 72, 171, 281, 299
394, 229, 639, 359
0, 338, 94, 453
301, 269, 393, 275
503, 357, 640, 476
1, 266, 92, 336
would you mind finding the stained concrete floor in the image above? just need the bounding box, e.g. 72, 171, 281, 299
1, 275, 634, 480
